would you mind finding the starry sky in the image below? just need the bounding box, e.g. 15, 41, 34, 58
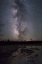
0, 0, 42, 41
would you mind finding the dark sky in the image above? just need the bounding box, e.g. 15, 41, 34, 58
0, 0, 42, 41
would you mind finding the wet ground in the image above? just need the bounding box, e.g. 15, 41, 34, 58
0, 45, 42, 64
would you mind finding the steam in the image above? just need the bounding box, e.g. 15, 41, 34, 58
11, 0, 28, 41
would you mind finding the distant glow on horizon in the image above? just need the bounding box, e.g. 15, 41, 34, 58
0, 0, 42, 41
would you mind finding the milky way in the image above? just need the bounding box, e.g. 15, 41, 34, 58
11, 0, 28, 41
0, 0, 42, 41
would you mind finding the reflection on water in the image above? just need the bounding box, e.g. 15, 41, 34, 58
8, 46, 42, 64
0, 46, 42, 64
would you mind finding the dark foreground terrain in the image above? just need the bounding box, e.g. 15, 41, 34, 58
0, 41, 42, 64
0, 40, 42, 45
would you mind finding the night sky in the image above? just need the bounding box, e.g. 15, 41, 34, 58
0, 0, 42, 41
